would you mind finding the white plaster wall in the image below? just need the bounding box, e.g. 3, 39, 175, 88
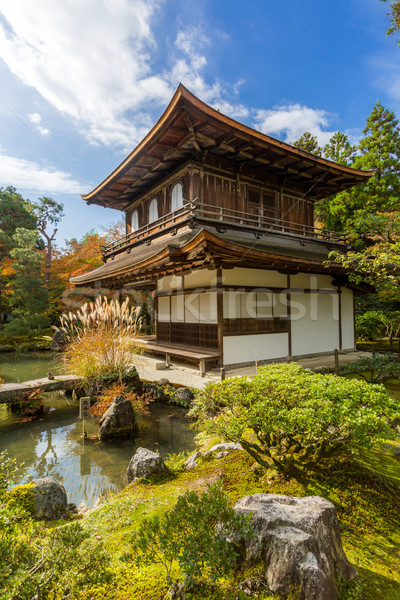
223, 291, 286, 319
184, 294, 200, 323
157, 275, 183, 292
223, 291, 241, 318
183, 269, 217, 289
199, 292, 218, 323
222, 267, 287, 287
341, 288, 355, 350
291, 293, 340, 355
290, 273, 334, 290
223, 333, 288, 364
171, 294, 184, 322
158, 296, 170, 322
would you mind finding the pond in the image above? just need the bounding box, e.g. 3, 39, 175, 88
0, 353, 196, 506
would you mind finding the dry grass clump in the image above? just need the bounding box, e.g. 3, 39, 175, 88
56, 296, 143, 388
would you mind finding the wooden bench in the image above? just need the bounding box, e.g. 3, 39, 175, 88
136, 339, 220, 376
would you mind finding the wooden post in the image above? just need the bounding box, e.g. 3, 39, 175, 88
220, 367, 225, 381
334, 349, 340, 375
200, 358, 205, 377
165, 353, 171, 368
255, 360, 259, 374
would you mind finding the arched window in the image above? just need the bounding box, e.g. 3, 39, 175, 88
131, 210, 139, 232
171, 182, 183, 212
149, 198, 158, 222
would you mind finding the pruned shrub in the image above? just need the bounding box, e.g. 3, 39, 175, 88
341, 352, 400, 382
189, 363, 400, 474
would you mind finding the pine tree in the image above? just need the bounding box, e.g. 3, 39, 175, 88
323, 131, 356, 166
381, 0, 400, 39
353, 101, 400, 213
293, 132, 321, 156
4, 228, 50, 337
317, 101, 400, 237
0, 187, 37, 320
32, 197, 64, 287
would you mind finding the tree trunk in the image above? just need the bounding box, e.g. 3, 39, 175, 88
44, 238, 52, 287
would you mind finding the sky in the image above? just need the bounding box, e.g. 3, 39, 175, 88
0, 0, 399, 246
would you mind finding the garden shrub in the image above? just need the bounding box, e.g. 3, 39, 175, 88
341, 352, 400, 382
189, 363, 400, 474
355, 310, 385, 341
128, 480, 252, 599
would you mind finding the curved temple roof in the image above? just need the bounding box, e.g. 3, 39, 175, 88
83, 84, 375, 209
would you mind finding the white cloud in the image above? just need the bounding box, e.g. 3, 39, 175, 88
253, 103, 337, 146
169, 26, 249, 119
0, 151, 83, 194
0, 0, 352, 155
0, 0, 172, 149
28, 112, 50, 136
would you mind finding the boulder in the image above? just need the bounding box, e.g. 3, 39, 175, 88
127, 447, 169, 483
98, 395, 137, 440
142, 382, 167, 401
157, 378, 170, 387
172, 387, 195, 407
203, 442, 242, 457
184, 451, 201, 471
123, 368, 143, 394
184, 442, 243, 471
234, 494, 357, 600
29, 477, 69, 520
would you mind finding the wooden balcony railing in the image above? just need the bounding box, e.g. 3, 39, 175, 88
102, 200, 349, 260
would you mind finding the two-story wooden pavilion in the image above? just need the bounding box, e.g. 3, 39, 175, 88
72, 84, 374, 373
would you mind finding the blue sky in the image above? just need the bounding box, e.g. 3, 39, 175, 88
0, 0, 398, 245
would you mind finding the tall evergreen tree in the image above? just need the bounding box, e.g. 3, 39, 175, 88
4, 228, 50, 337
381, 0, 400, 39
293, 132, 321, 156
323, 131, 356, 166
317, 101, 400, 238
0, 187, 37, 320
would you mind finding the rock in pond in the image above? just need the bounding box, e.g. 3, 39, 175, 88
234, 493, 357, 600
98, 394, 136, 440
142, 382, 167, 402
127, 447, 169, 483
123, 368, 142, 394
25, 477, 69, 520
172, 387, 195, 406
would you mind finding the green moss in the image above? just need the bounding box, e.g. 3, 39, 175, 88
77, 444, 400, 600
6, 482, 35, 515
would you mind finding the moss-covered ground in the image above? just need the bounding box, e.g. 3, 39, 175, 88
72, 437, 400, 600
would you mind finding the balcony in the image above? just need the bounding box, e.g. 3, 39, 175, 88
102, 200, 349, 261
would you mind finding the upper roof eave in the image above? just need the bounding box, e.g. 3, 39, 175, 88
82, 83, 375, 206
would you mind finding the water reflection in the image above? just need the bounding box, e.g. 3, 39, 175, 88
0, 394, 195, 506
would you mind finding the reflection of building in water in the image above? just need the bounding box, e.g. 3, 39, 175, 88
73, 85, 374, 371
